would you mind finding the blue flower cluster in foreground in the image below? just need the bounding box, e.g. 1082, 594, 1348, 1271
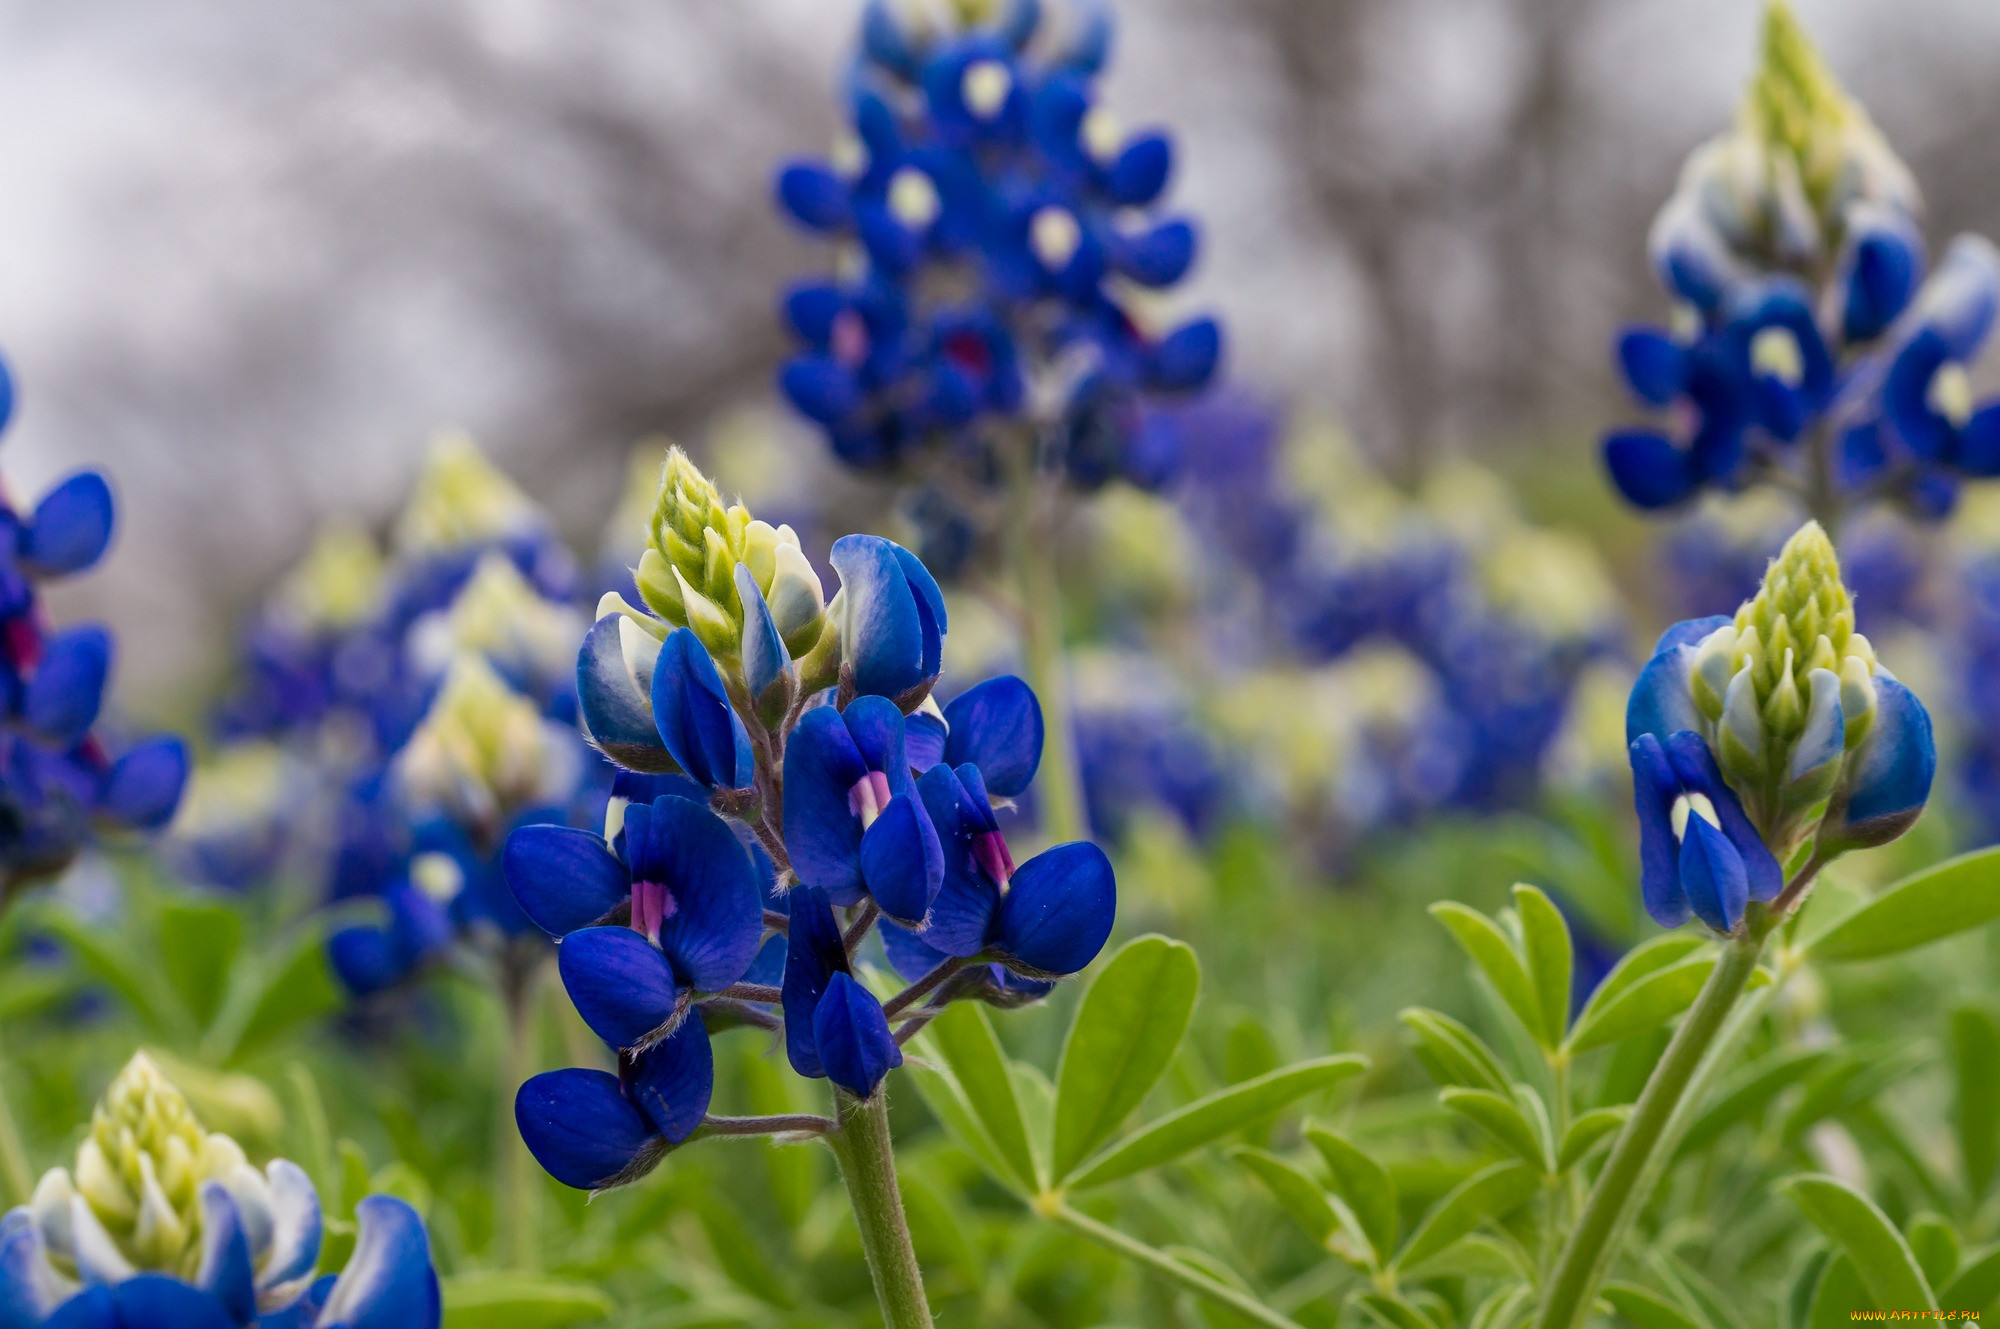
505, 449, 1115, 1188
774, 0, 1220, 494
1605, 5, 2000, 518
0, 359, 186, 902
178, 436, 608, 998
1626, 523, 1933, 931
0, 1054, 439, 1328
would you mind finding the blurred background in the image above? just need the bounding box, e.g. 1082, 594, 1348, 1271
5, 0, 2000, 711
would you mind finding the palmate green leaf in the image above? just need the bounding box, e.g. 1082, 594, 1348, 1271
1567, 952, 1723, 1054
1307, 1128, 1398, 1265
1602, 1283, 1708, 1329
1439, 1088, 1549, 1171
1066, 1054, 1366, 1191
160, 897, 244, 1029
440, 1273, 616, 1326
1557, 1106, 1629, 1171
1782, 1174, 1938, 1316
1392, 1159, 1540, 1274
1512, 885, 1573, 1050
920, 1001, 1038, 1193
1231, 1146, 1338, 1247
1429, 902, 1542, 1046
1806, 846, 2000, 963
1050, 934, 1199, 1183
1951, 1007, 2000, 1198
1400, 1008, 1509, 1093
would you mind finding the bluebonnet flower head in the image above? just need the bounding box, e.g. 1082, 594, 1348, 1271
0, 1053, 440, 1328
773, 0, 1222, 494
1627, 522, 1934, 930
0, 366, 187, 903
509, 449, 1117, 1191
1605, 2, 2000, 518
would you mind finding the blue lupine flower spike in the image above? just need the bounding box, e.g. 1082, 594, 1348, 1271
781, 884, 902, 1098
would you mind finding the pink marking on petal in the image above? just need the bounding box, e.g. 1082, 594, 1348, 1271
831, 310, 870, 366
848, 770, 894, 830
631, 880, 676, 943
973, 831, 1015, 888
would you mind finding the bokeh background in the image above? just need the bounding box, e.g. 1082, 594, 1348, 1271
6, 0, 2000, 710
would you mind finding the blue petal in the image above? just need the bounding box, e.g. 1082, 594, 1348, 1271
192, 1183, 255, 1325
1115, 219, 1197, 287
516, 1069, 660, 1191
558, 927, 681, 1048
313, 1196, 441, 1329
782, 705, 869, 903
1827, 674, 1936, 848
1625, 617, 1727, 744
1604, 430, 1698, 509
1146, 318, 1222, 393
577, 616, 678, 773
995, 841, 1115, 976
1616, 328, 1688, 406
904, 708, 948, 773
879, 918, 948, 983
1957, 404, 2000, 476
24, 626, 110, 746
776, 161, 852, 231
627, 1019, 714, 1146
503, 825, 630, 938
0, 1213, 64, 1325
1663, 731, 1782, 903
99, 737, 188, 830
1883, 327, 1954, 460
780, 356, 864, 426
859, 793, 943, 924
942, 675, 1043, 798
45, 1287, 117, 1329
1841, 213, 1922, 343
830, 536, 946, 702
1107, 133, 1171, 206
631, 796, 764, 992
843, 695, 913, 794
1920, 234, 2000, 360
781, 884, 847, 1079
651, 629, 753, 790
735, 565, 793, 705
1678, 814, 1750, 932
1647, 193, 1739, 310
25, 471, 114, 576
814, 971, 903, 1098
259, 1160, 324, 1294
106, 1277, 235, 1329
1629, 734, 1690, 929
783, 281, 846, 344
328, 926, 407, 999
915, 764, 999, 957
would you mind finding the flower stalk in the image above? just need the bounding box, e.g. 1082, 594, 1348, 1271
1006, 439, 1089, 844
824, 1090, 933, 1329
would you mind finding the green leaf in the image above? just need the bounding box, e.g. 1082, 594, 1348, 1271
920, 1002, 1038, 1192
1939, 1245, 2000, 1313
30, 905, 176, 1034
1439, 1088, 1549, 1171
1782, 1174, 1938, 1315
1677, 1046, 1828, 1159
1067, 1054, 1366, 1191
440, 1273, 616, 1326
1513, 884, 1573, 1050
1231, 1146, 1338, 1246
1050, 935, 1199, 1183
1567, 953, 1719, 1054
1557, 1106, 1630, 1171
1602, 1283, 1707, 1329
903, 1061, 1013, 1189
160, 898, 244, 1030
1430, 902, 1541, 1045
1807, 1255, 1874, 1328
1807, 846, 2000, 963
221, 927, 343, 1064
1575, 934, 1707, 1025
1906, 1215, 1959, 1291
1400, 1008, 1509, 1093
1952, 1007, 2000, 1198
1306, 1128, 1398, 1265
1352, 1292, 1438, 1329
1392, 1159, 1541, 1273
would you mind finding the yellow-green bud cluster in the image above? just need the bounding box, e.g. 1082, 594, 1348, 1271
394, 432, 544, 554
398, 655, 575, 836
280, 524, 384, 632
39, 1054, 250, 1278
1745, 1, 1861, 217
632, 448, 828, 664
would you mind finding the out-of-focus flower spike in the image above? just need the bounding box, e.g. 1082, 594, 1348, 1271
100, 738, 191, 831
23, 625, 110, 748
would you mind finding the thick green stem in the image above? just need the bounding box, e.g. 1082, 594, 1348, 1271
825, 1089, 933, 1329
1005, 443, 1088, 844
1046, 1201, 1307, 1329
498, 953, 543, 1270
0, 1050, 32, 1205
1534, 922, 1770, 1329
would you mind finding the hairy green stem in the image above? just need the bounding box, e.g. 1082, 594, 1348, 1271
825, 1090, 933, 1329
1046, 1201, 1307, 1329
498, 953, 543, 1270
1534, 921, 1770, 1329
1005, 443, 1088, 844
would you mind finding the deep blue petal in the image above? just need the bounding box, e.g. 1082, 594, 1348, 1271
108, 1277, 235, 1329
1829, 674, 1936, 847
99, 736, 189, 830
783, 705, 869, 903
781, 884, 847, 1079
328, 926, 408, 998
843, 695, 912, 793
904, 709, 948, 773
915, 764, 999, 956
780, 356, 864, 426
1842, 217, 1922, 343
44, 1287, 117, 1329
559, 927, 681, 1048
193, 1183, 256, 1325
576, 616, 676, 772
888, 544, 947, 686
1662, 730, 1782, 903
1616, 328, 1688, 406
1678, 814, 1750, 932
638, 796, 765, 992
651, 629, 752, 790
1604, 430, 1699, 509
1883, 328, 1954, 461
879, 917, 948, 983
1960, 404, 2000, 476
1625, 618, 1726, 744
941, 675, 1043, 798
814, 971, 903, 1098
516, 1069, 659, 1190
25, 471, 115, 576
1629, 734, 1690, 929
736, 566, 792, 704
313, 1195, 441, 1329
776, 161, 852, 231
995, 841, 1115, 975
0, 1215, 64, 1326
503, 825, 630, 938
627, 1018, 714, 1146
24, 626, 110, 746
1146, 318, 1222, 393
831, 536, 944, 701
859, 793, 943, 923
1107, 133, 1171, 206
1115, 219, 1196, 287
